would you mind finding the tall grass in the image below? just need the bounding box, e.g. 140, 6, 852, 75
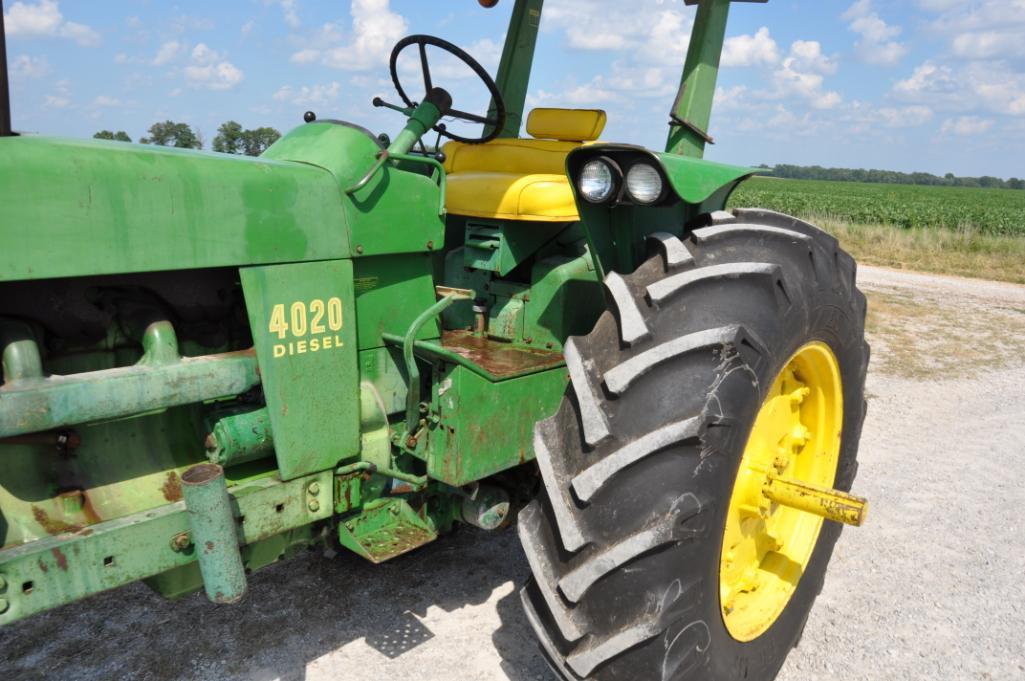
808, 214, 1025, 284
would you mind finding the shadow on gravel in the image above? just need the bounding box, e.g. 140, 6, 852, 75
0, 527, 540, 681
492, 586, 557, 681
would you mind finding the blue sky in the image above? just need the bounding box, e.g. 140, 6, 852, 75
4, 0, 1023, 177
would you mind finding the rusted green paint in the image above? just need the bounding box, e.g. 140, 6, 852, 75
0, 469, 332, 624
336, 498, 437, 564
0, 347, 259, 439
427, 363, 568, 487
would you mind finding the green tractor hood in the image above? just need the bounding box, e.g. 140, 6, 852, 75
0, 135, 352, 282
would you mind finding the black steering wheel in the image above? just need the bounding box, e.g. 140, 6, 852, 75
389, 34, 507, 145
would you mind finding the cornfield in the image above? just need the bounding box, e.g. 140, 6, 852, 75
729, 177, 1025, 236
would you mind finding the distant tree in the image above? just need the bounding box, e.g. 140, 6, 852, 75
139, 121, 202, 149
210, 122, 280, 157
241, 127, 280, 156
93, 130, 132, 142
767, 164, 1016, 189
212, 120, 245, 154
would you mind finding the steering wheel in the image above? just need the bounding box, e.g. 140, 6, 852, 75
389, 34, 507, 145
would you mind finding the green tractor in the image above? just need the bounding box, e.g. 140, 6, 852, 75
0, 1, 870, 678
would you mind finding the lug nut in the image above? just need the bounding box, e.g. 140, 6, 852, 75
308, 482, 321, 496
308, 499, 321, 512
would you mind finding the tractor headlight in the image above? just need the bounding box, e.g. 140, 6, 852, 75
579, 160, 616, 203
625, 163, 663, 204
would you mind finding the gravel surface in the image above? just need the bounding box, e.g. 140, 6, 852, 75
3, 265, 1024, 681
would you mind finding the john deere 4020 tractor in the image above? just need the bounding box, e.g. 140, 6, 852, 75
0, 1, 870, 678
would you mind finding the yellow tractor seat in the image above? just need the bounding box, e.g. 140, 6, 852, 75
442, 108, 607, 222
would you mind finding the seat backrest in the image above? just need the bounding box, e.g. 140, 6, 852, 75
525, 108, 607, 143
443, 108, 607, 175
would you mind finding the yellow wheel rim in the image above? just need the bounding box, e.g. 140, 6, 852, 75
719, 341, 843, 642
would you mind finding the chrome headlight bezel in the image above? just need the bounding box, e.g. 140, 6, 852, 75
578, 158, 619, 204
625, 162, 665, 205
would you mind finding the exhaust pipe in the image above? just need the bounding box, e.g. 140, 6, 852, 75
0, 0, 12, 136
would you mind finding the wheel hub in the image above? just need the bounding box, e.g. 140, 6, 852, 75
719, 341, 847, 642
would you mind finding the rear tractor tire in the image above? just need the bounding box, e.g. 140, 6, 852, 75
518, 208, 869, 681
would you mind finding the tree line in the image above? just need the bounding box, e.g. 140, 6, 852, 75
759, 164, 1025, 190
94, 120, 281, 157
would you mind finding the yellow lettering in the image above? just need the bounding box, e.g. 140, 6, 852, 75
297, 340, 307, 354
310, 338, 320, 352
322, 336, 332, 350
273, 344, 285, 358
334, 334, 343, 347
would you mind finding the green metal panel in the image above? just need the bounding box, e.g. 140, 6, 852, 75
0, 469, 332, 624
428, 364, 567, 487
240, 260, 359, 480
353, 255, 440, 350
263, 122, 445, 257
657, 151, 755, 204
0, 136, 350, 282
463, 220, 567, 276
490, 0, 545, 138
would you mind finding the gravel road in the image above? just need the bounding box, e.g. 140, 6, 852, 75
3, 265, 1024, 681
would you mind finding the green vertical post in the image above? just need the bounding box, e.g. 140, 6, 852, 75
666, 0, 734, 158
180, 463, 246, 604
488, 0, 544, 138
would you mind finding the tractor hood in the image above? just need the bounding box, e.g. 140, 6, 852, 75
0, 135, 351, 282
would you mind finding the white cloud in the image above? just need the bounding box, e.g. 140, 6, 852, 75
152, 41, 185, 66
543, 0, 691, 60
91, 95, 122, 108
771, 41, 842, 109
722, 27, 780, 68
894, 60, 1025, 116
184, 43, 244, 90
10, 54, 50, 78
843, 0, 907, 66
273, 81, 342, 107
278, 0, 300, 29
941, 116, 994, 135
241, 21, 255, 36
293, 0, 408, 71
526, 0, 696, 110
4, 0, 101, 46
44, 79, 71, 109
876, 105, 934, 127
923, 1, 1025, 60
714, 85, 749, 112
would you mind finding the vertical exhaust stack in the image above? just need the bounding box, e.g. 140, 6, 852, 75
0, 0, 12, 136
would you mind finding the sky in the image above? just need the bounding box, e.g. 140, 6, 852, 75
3, 0, 1024, 178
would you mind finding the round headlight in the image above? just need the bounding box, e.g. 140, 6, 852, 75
579, 160, 616, 203
626, 163, 664, 204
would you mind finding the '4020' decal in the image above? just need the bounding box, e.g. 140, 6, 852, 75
268, 298, 344, 358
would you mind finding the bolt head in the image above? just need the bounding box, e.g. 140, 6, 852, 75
170, 533, 192, 552
308, 499, 321, 512
406, 436, 418, 449
308, 482, 321, 496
